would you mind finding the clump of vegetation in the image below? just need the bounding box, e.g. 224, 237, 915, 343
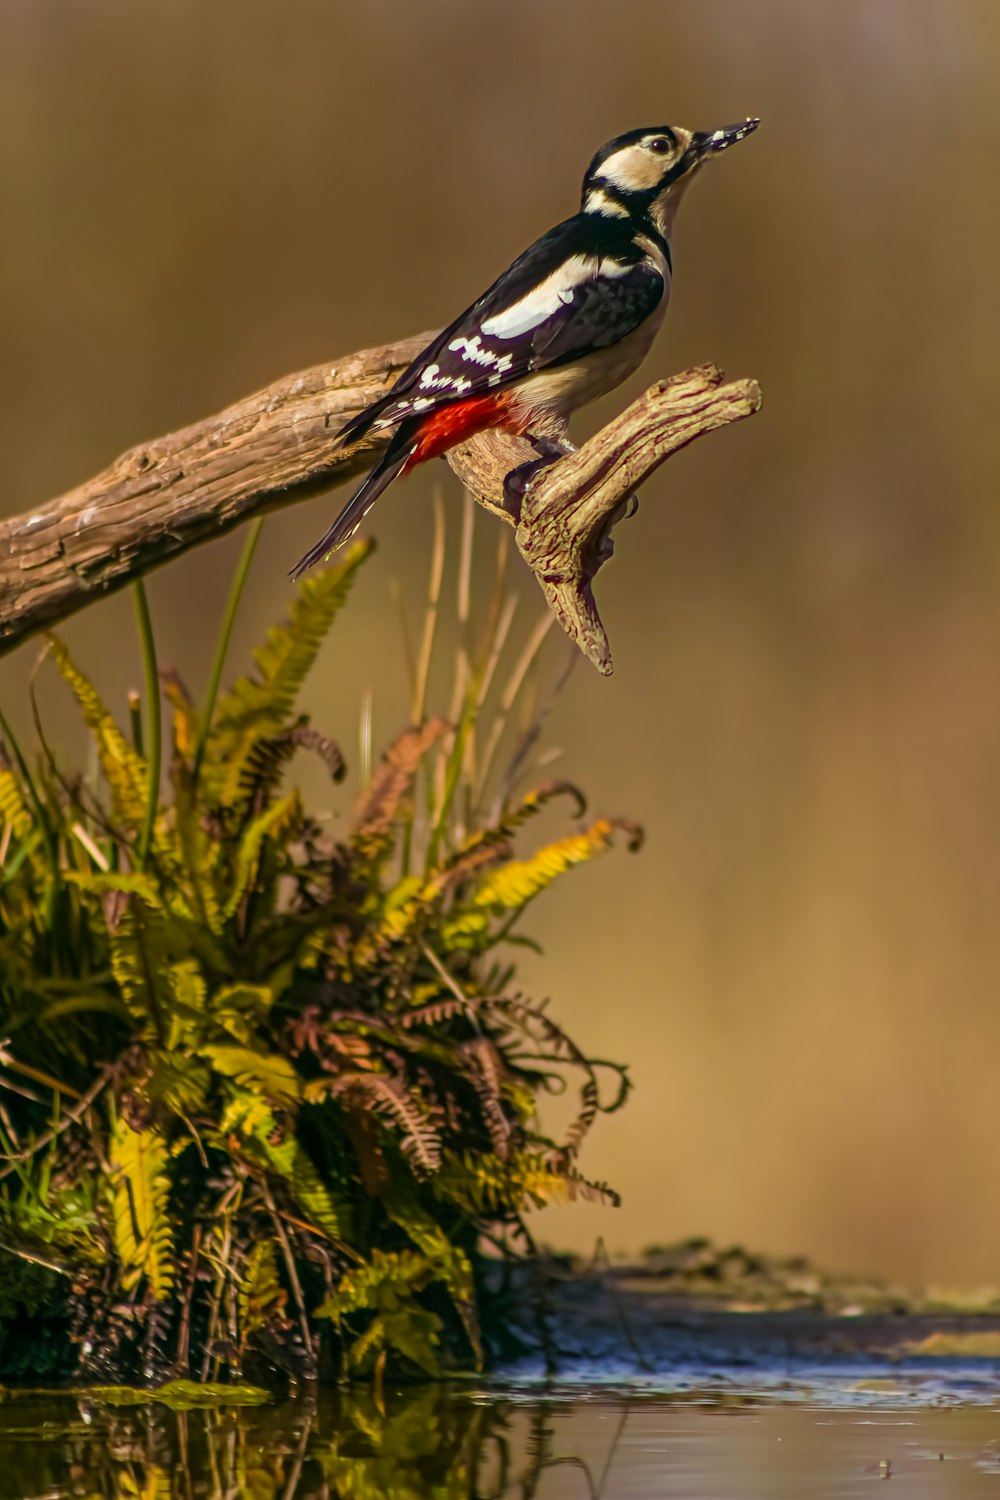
0, 514, 636, 1385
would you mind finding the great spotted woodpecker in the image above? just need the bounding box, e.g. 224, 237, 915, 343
291, 118, 759, 578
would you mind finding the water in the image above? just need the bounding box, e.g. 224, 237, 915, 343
3, 1370, 1000, 1499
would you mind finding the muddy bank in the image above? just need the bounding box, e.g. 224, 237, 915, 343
497, 1239, 1000, 1382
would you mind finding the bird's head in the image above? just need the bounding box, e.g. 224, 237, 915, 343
582, 119, 760, 238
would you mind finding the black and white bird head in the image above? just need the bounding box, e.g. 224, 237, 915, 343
583, 119, 760, 237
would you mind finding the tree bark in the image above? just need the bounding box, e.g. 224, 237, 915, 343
0, 332, 760, 672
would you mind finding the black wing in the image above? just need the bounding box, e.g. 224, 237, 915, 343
338, 217, 665, 444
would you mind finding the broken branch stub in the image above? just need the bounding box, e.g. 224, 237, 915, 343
0, 329, 759, 671
447, 364, 762, 674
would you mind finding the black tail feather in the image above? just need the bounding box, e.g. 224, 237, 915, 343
290, 426, 415, 580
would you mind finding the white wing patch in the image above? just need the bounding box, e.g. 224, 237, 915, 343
447, 334, 514, 376
481, 255, 599, 340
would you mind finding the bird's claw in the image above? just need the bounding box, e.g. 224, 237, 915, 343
503, 456, 552, 519
502, 436, 570, 519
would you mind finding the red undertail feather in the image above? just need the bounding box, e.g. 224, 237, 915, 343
290, 394, 527, 579
402, 392, 527, 470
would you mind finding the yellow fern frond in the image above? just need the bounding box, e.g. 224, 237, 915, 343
109, 1116, 175, 1299
64, 869, 162, 905
0, 768, 31, 840
160, 669, 199, 764
472, 818, 631, 915
48, 636, 150, 833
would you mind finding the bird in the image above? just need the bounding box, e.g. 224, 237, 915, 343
291, 118, 759, 579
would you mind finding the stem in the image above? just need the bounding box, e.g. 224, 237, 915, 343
193, 517, 264, 786
132, 579, 161, 870
127, 689, 144, 757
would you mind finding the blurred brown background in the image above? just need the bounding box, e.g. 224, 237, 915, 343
2, 0, 1000, 1287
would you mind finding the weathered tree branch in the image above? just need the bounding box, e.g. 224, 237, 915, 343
0, 332, 760, 671
448, 365, 761, 673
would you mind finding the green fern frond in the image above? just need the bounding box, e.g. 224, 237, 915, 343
223, 792, 300, 919
204, 544, 371, 806
237, 1240, 288, 1340
143, 1050, 211, 1118
107, 905, 177, 1033
201, 1044, 301, 1104
315, 1249, 443, 1375
220, 1090, 350, 1242
171, 759, 225, 936
209, 983, 275, 1045
109, 1116, 175, 1298
435, 1148, 620, 1217
383, 1166, 481, 1363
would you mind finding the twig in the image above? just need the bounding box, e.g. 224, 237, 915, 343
193, 515, 264, 787
132, 579, 160, 869
260, 1177, 317, 1376
176, 1223, 202, 1376
0, 1057, 115, 1179
590, 1235, 650, 1372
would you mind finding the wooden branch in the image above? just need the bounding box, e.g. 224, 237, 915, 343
0, 331, 760, 672
447, 364, 761, 674
0, 331, 433, 655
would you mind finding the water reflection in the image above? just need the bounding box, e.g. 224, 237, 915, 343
0, 1387, 582, 1500
5, 1385, 1000, 1500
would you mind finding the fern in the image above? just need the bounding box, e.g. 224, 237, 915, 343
204, 542, 370, 806
335, 1073, 442, 1176
219, 1089, 351, 1242
200, 1044, 301, 1104
315, 1249, 444, 1376
0, 538, 637, 1385
471, 817, 638, 916
109, 1116, 176, 1298
223, 792, 301, 918
0, 767, 32, 843
47, 637, 151, 836
350, 718, 450, 862
237, 1240, 288, 1341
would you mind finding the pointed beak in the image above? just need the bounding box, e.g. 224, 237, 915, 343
691, 117, 761, 159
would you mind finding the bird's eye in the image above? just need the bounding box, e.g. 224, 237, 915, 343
646, 136, 672, 155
